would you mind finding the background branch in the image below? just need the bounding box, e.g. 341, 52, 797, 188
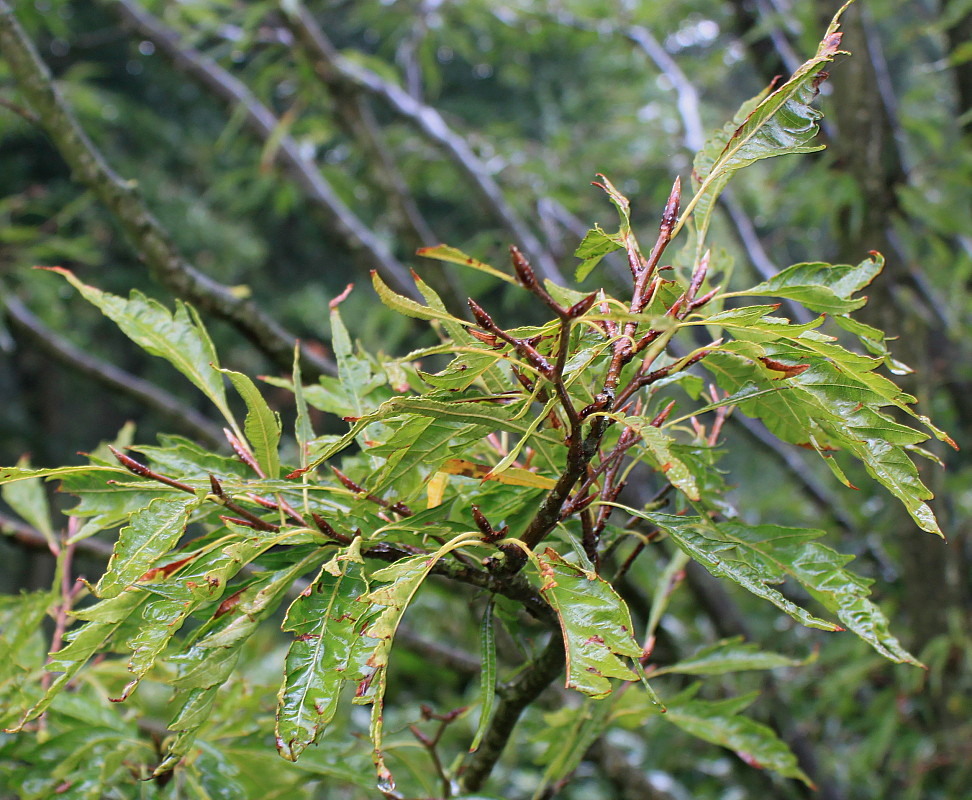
0, 1, 334, 381
4, 296, 225, 450
281, 2, 564, 284
109, 0, 419, 302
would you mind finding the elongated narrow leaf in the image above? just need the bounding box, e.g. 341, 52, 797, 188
292, 345, 314, 469
276, 550, 380, 761
48, 268, 235, 424
158, 548, 326, 774
0, 464, 123, 486
416, 244, 517, 285
95, 495, 201, 599
664, 689, 812, 786
644, 512, 920, 664
468, 600, 497, 753
702, 346, 942, 535
622, 418, 700, 500
535, 548, 642, 698
119, 529, 298, 700
219, 368, 282, 478
653, 637, 803, 677
681, 3, 851, 243
9, 590, 148, 729
371, 271, 466, 323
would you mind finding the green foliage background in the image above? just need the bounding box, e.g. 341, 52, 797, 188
0, 1, 969, 798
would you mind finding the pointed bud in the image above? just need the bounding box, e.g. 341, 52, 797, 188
660, 176, 681, 237
566, 292, 598, 319
467, 298, 494, 330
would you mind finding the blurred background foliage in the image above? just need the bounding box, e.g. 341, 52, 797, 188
0, 0, 969, 798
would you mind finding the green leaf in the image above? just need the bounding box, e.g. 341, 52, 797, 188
292, 344, 314, 469
469, 599, 497, 753
415, 244, 517, 285
621, 418, 700, 500
0, 464, 123, 487
664, 689, 812, 786
95, 495, 201, 599
535, 548, 642, 698
2, 456, 54, 549
652, 637, 803, 677
158, 548, 326, 774
371, 270, 466, 323
219, 368, 282, 478
48, 268, 235, 425
276, 548, 381, 761
702, 348, 942, 535
643, 513, 921, 665
10, 590, 147, 729
330, 301, 384, 420
366, 417, 490, 498
734, 255, 883, 314
119, 529, 298, 700
680, 4, 851, 244
574, 225, 623, 281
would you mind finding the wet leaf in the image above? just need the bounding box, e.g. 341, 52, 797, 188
664, 688, 812, 786
652, 637, 803, 676
48, 268, 235, 425
643, 512, 921, 665
276, 550, 380, 761
535, 548, 642, 699
95, 495, 201, 599
219, 368, 282, 478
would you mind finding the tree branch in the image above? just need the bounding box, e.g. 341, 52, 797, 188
109, 0, 419, 302
280, 2, 564, 284
0, 1, 334, 381
4, 295, 225, 450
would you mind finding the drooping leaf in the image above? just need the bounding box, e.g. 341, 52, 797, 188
643, 512, 921, 665
664, 688, 812, 786
2, 456, 54, 549
534, 548, 643, 698
95, 495, 201, 599
732, 254, 883, 314
219, 368, 282, 479
621, 418, 700, 500
47, 268, 236, 425
702, 346, 942, 535
652, 637, 804, 677
469, 599, 497, 753
118, 528, 303, 700
158, 548, 327, 773
276, 546, 380, 761
10, 589, 148, 729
